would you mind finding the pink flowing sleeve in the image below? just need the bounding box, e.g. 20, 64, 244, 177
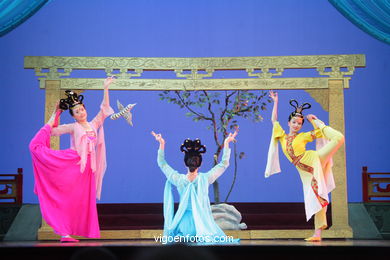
92, 102, 113, 200
51, 124, 74, 136
91, 103, 114, 130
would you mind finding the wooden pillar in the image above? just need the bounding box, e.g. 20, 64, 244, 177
39, 80, 62, 239
44, 80, 62, 149
327, 79, 352, 237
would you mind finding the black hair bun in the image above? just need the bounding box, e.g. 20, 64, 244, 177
59, 99, 69, 110
289, 99, 311, 115
180, 139, 206, 154
180, 139, 206, 170
288, 99, 311, 123
59, 90, 84, 111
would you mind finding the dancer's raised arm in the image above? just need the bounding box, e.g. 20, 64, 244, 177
47, 101, 62, 128
102, 76, 114, 108
306, 114, 319, 129
151, 131, 165, 150
207, 129, 238, 184
49, 101, 73, 136
152, 131, 182, 186
91, 76, 115, 129
224, 129, 238, 147
269, 90, 278, 123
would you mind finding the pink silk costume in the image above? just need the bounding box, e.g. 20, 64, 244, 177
29, 103, 114, 238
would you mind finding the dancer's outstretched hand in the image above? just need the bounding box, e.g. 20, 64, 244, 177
306, 114, 318, 122
47, 101, 62, 127
151, 131, 165, 144
104, 76, 115, 89
224, 128, 239, 145
269, 90, 278, 103
52, 101, 61, 114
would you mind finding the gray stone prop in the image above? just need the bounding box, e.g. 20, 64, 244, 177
211, 203, 247, 230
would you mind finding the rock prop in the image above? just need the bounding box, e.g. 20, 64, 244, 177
211, 203, 247, 230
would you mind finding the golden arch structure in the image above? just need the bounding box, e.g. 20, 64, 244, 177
25, 54, 365, 240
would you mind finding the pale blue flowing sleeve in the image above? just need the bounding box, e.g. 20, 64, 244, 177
205, 147, 231, 184
157, 149, 183, 187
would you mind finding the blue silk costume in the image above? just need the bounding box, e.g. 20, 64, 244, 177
157, 147, 239, 244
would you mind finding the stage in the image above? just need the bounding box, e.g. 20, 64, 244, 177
1, 239, 389, 260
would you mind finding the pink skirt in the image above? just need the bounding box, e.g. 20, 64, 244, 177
29, 124, 100, 238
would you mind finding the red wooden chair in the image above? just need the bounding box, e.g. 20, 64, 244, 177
0, 168, 23, 204
362, 166, 390, 202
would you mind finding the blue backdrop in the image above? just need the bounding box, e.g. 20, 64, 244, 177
0, 0, 389, 204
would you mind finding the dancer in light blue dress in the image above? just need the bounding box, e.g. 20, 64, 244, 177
151, 130, 239, 244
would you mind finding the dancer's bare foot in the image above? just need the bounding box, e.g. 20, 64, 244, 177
304, 236, 321, 242
305, 228, 322, 242
60, 236, 79, 243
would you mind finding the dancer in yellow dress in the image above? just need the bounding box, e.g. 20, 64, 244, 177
265, 90, 345, 241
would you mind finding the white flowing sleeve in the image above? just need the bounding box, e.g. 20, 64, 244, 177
265, 121, 284, 178
205, 147, 231, 184
157, 149, 183, 187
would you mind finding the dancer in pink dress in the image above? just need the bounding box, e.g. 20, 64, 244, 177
29, 77, 115, 242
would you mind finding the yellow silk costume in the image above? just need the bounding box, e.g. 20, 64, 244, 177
267, 120, 343, 230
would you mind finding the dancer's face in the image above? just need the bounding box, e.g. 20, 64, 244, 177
288, 116, 303, 134
72, 104, 87, 123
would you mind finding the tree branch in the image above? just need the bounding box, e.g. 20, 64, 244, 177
219, 91, 238, 140
220, 91, 237, 121
175, 91, 212, 120
202, 90, 221, 148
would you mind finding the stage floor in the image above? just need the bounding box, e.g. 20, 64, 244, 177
2, 239, 390, 247
2, 239, 390, 260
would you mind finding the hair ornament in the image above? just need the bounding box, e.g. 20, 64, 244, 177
180, 139, 206, 169
59, 90, 84, 110
289, 99, 311, 117
180, 139, 206, 154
